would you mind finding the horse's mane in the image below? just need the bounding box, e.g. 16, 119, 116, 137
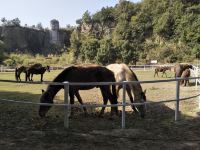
53, 66, 76, 82
128, 68, 139, 81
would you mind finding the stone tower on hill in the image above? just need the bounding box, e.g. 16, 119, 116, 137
49, 19, 60, 45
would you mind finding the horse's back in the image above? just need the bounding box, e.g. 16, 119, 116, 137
54, 65, 115, 83
106, 63, 138, 82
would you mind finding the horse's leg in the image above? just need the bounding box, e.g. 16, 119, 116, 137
74, 91, 88, 116
101, 86, 118, 116
69, 91, 75, 117
41, 74, 43, 82
31, 74, 34, 81
18, 72, 21, 81
126, 85, 139, 114
154, 70, 156, 77
116, 85, 122, 98
99, 87, 109, 117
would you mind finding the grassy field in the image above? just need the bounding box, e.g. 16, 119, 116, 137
0, 69, 200, 150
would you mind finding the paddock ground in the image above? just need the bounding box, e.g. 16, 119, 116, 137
0, 70, 200, 150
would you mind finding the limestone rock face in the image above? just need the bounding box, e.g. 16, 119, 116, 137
0, 20, 71, 54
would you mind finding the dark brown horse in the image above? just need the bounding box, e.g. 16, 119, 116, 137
154, 66, 171, 77
15, 66, 28, 81
174, 64, 193, 78
26, 65, 50, 82
181, 69, 190, 86
15, 63, 43, 81
106, 63, 146, 118
39, 65, 118, 118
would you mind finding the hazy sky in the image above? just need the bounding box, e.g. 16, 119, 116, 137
0, 0, 141, 28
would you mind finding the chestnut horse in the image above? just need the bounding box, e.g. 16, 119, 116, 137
174, 63, 193, 78
39, 65, 118, 118
106, 63, 146, 118
154, 66, 171, 78
181, 69, 190, 86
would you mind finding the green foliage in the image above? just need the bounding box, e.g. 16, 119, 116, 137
80, 36, 99, 61
95, 38, 116, 65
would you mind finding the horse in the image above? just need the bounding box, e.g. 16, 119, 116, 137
39, 65, 118, 118
174, 63, 193, 78
154, 66, 171, 78
15, 63, 43, 81
15, 66, 28, 81
106, 63, 146, 118
180, 69, 190, 86
26, 65, 50, 82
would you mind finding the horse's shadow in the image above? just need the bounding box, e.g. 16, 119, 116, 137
0, 90, 198, 131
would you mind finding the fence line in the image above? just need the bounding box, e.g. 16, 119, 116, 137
0, 77, 200, 129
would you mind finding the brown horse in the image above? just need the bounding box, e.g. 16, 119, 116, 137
174, 63, 193, 78
39, 65, 118, 118
15, 66, 28, 81
26, 65, 50, 82
106, 63, 146, 118
154, 66, 171, 78
15, 63, 43, 81
181, 69, 190, 86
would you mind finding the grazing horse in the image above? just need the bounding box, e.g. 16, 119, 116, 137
174, 64, 193, 78
181, 69, 190, 86
26, 65, 50, 82
154, 66, 171, 78
15, 66, 28, 81
106, 63, 146, 118
39, 65, 118, 118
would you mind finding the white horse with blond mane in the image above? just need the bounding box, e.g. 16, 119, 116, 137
106, 63, 146, 118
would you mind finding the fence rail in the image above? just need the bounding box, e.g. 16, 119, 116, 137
0, 77, 200, 129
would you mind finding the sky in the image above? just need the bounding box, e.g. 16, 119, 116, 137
0, 0, 141, 28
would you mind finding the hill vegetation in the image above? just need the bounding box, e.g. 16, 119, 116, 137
1, 0, 200, 66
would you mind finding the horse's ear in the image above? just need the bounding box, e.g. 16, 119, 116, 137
41, 89, 45, 93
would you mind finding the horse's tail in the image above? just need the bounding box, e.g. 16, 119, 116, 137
15, 68, 18, 81
111, 84, 117, 104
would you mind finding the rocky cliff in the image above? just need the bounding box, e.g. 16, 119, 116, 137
0, 26, 70, 54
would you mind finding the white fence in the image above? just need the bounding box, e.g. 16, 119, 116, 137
0, 77, 200, 129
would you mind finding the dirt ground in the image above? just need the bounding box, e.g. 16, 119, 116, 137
0, 70, 200, 150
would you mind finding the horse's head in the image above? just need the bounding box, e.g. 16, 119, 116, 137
135, 90, 147, 118
46, 66, 51, 72
38, 89, 53, 118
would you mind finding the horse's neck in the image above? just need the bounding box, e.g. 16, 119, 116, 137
131, 83, 143, 100
48, 85, 63, 99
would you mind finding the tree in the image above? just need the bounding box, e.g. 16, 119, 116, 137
82, 11, 92, 24
36, 22, 43, 30
80, 36, 99, 61
96, 38, 116, 64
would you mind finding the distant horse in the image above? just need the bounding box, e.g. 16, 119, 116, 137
15, 66, 28, 81
181, 69, 190, 86
154, 66, 171, 78
15, 63, 43, 81
174, 64, 193, 78
106, 63, 146, 118
26, 65, 50, 82
39, 65, 118, 118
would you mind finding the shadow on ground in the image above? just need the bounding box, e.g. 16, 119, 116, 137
1, 91, 200, 150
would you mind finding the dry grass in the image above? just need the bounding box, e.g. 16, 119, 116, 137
0, 69, 200, 150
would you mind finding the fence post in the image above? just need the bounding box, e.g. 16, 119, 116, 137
64, 81, 70, 128
122, 81, 127, 129
175, 79, 180, 121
